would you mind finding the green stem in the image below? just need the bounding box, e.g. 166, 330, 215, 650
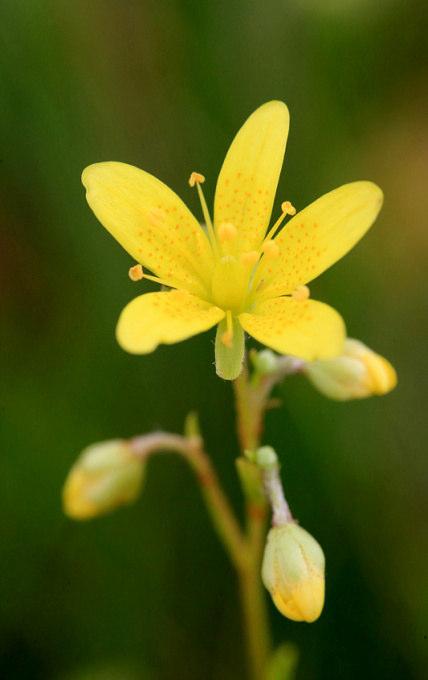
133, 356, 282, 680
184, 438, 249, 572
239, 560, 271, 680
233, 365, 273, 679
131, 432, 248, 572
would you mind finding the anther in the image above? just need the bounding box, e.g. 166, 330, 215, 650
188, 171, 205, 187
281, 200, 296, 216
262, 240, 280, 259
291, 285, 310, 301
128, 264, 144, 281
241, 250, 260, 266
218, 222, 238, 242
128, 265, 176, 289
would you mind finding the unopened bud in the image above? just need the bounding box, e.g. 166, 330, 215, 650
251, 349, 279, 376
262, 523, 325, 623
63, 440, 144, 520
304, 338, 397, 401
255, 445, 278, 469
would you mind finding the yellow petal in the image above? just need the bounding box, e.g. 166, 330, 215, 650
239, 297, 345, 360
256, 182, 383, 299
214, 101, 290, 250
273, 576, 325, 623
116, 290, 224, 354
82, 162, 213, 297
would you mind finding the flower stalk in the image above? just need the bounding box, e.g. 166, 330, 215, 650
130, 432, 249, 572
130, 363, 287, 680
232, 361, 280, 679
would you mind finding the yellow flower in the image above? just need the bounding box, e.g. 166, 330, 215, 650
82, 101, 383, 380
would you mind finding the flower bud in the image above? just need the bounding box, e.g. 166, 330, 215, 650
63, 439, 144, 520
304, 338, 397, 401
250, 349, 279, 376
255, 445, 278, 469
262, 523, 325, 623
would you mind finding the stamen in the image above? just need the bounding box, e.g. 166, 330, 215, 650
240, 250, 260, 266
264, 199, 296, 243
188, 170, 218, 255
128, 264, 144, 281
218, 222, 237, 242
262, 240, 280, 259
221, 310, 234, 347
291, 285, 310, 301
281, 200, 296, 216
142, 272, 174, 288
128, 265, 175, 289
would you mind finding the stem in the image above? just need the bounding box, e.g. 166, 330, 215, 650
185, 438, 249, 572
239, 561, 271, 680
263, 464, 293, 527
131, 350, 299, 679
130, 432, 248, 572
233, 363, 264, 451
233, 354, 302, 453
233, 363, 274, 679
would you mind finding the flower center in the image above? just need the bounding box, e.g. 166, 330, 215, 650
188, 172, 296, 315
126, 173, 298, 341
210, 254, 255, 313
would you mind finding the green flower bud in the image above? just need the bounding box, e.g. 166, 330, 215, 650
251, 349, 279, 376
63, 440, 144, 520
304, 338, 397, 401
262, 523, 325, 623
255, 445, 278, 469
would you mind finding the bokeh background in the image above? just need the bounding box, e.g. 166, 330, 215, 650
1, 1, 427, 678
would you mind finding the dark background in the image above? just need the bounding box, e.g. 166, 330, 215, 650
1, 1, 427, 678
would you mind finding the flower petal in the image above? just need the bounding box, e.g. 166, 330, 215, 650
116, 290, 224, 354
82, 162, 213, 296
239, 297, 345, 360
256, 182, 383, 299
214, 101, 290, 250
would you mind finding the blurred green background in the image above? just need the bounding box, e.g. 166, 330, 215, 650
1, 1, 427, 678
